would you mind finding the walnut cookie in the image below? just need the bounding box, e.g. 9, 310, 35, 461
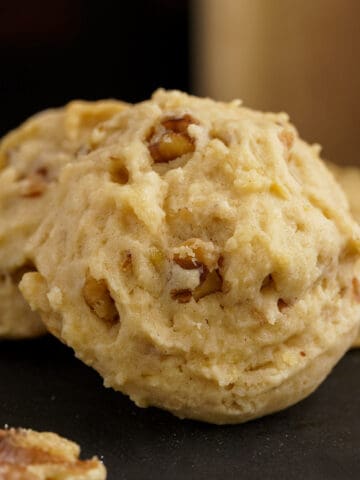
0, 428, 106, 479
20, 90, 360, 424
0, 99, 127, 339
327, 162, 360, 347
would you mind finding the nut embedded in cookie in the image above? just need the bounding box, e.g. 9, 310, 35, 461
147, 114, 198, 163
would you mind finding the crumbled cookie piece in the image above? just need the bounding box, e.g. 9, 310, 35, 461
0, 428, 106, 479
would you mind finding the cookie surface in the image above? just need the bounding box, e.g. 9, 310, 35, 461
0, 100, 127, 339
0, 428, 106, 479
328, 162, 360, 347
21, 90, 360, 423
328, 163, 360, 223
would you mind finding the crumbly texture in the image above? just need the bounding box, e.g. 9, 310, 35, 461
21, 90, 360, 424
0, 100, 127, 339
327, 162, 360, 347
328, 163, 360, 224
0, 428, 106, 479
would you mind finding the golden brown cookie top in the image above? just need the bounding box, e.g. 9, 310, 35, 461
0, 428, 106, 479
0, 99, 128, 190
0, 99, 128, 340
20, 90, 360, 423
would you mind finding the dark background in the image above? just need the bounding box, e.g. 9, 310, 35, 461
0, 0, 190, 136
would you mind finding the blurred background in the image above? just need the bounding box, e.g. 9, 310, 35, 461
1, 0, 359, 165
0, 0, 190, 135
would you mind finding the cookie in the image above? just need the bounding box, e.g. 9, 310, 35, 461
0, 428, 106, 479
328, 163, 360, 224
0, 100, 127, 339
327, 162, 360, 347
20, 90, 360, 424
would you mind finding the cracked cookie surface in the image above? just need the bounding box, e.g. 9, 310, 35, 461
21, 90, 360, 423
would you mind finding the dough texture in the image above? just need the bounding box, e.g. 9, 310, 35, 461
328, 162, 360, 347
0, 100, 127, 339
0, 428, 106, 479
21, 90, 360, 423
328, 163, 360, 224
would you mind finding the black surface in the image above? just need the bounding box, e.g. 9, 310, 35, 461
0, 336, 359, 479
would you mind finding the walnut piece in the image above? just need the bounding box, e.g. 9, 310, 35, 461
278, 129, 295, 150
277, 298, 289, 312
193, 268, 223, 301
120, 251, 132, 272
148, 114, 198, 163
171, 240, 224, 302
173, 253, 201, 270
173, 238, 220, 271
352, 277, 360, 302
83, 275, 119, 325
21, 169, 49, 198
161, 115, 196, 133
170, 288, 193, 304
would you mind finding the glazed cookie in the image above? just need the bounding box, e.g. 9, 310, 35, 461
0, 99, 127, 339
0, 428, 106, 479
327, 162, 360, 347
21, 90, 360, 424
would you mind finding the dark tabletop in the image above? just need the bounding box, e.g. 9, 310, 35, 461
0, 336, 359, 480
